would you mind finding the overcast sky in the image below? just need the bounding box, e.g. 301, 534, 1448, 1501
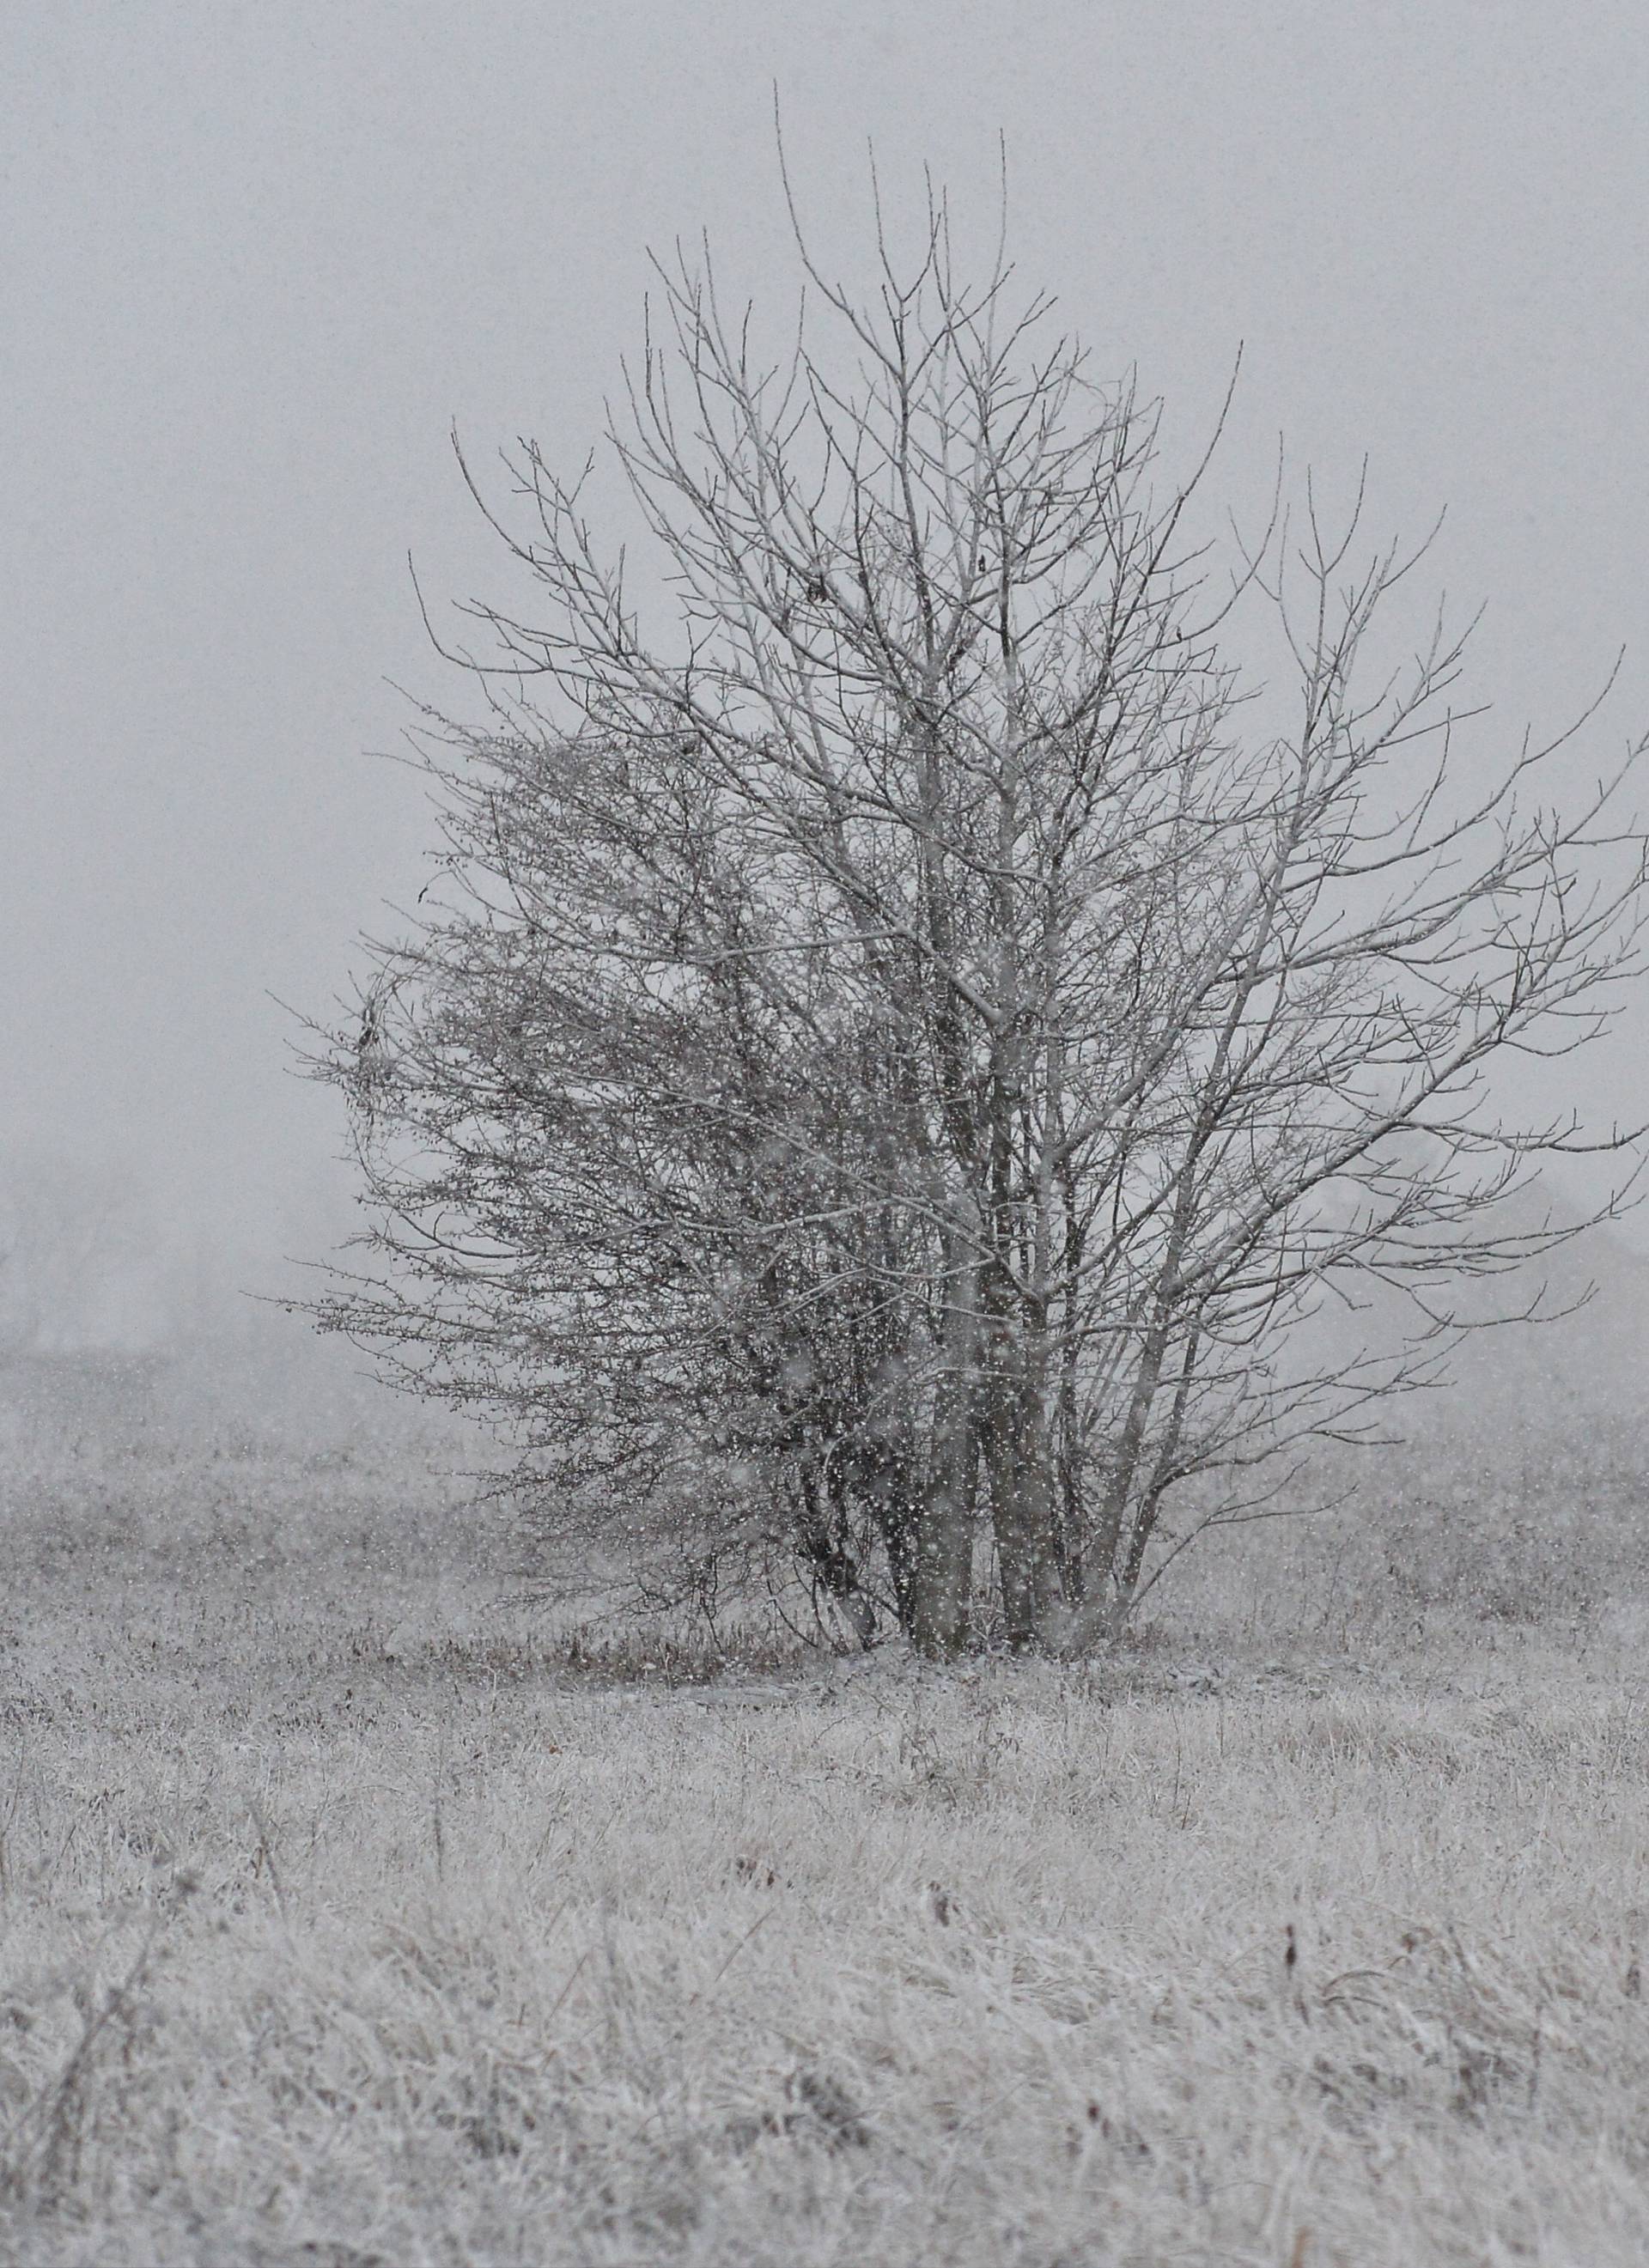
7, 1, 1649, 1294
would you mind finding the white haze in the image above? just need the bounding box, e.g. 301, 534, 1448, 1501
6, 0, 1649, 1367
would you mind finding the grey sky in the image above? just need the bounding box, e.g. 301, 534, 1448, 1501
7, 1, 1649, 1288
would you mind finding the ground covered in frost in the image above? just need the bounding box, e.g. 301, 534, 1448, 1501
2, 1439, 1648, 2265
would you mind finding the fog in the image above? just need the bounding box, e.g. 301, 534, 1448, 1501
12, 29, 1649, 2249
8, 0, 1649, 1348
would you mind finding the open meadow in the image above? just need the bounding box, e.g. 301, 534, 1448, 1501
3, 1371, 1649, 2268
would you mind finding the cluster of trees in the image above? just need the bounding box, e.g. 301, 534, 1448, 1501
313, 187, 1647, 1652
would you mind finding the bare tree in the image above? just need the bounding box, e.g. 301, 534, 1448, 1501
1048, 501, 1649, 1645
310, 165, 1648, 1654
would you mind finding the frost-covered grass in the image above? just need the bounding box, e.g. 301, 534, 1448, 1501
3, 1440, 1649, 2265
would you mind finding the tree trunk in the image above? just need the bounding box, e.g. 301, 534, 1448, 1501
795, 1462, 875, 1649
909, 1371, 977, 1657
983, 1367, 1066, 1649
851, 1438, 922, 1636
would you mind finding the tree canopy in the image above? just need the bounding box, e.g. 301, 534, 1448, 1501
312, 178, 1649, 1653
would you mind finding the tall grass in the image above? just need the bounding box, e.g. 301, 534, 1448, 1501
3, 1417, 1649, 2263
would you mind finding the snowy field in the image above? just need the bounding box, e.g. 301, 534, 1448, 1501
2, 1399, 1648, 2268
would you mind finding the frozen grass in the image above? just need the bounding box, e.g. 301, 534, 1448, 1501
3, 1441, 1649, 2265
